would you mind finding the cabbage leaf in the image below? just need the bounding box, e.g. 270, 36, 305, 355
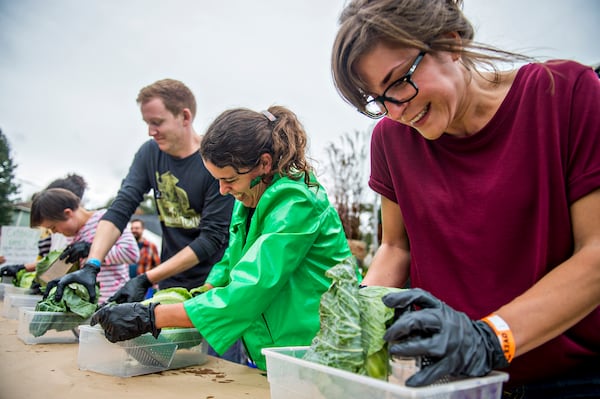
141, 287, 203, 348
303, 257, 403, 380
141, 287, 192, 305
30, 283, 98, 337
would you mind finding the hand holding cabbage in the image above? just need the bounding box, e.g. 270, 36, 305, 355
91, 302, 161, 342
383, 288, 509, 386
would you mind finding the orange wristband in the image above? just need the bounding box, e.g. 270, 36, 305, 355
481, 314, 515, 363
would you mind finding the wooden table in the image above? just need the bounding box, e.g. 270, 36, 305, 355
0, 314, 271, 399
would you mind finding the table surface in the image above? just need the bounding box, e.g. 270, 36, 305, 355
0, 311, 271, 399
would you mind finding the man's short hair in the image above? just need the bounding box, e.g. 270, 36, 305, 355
136, 79, 196, 119
131, 218, 145, 228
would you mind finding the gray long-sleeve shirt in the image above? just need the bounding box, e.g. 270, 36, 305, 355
102, 139, 234, 289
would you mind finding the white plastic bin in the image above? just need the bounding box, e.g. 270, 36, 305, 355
78, 325, 208, 377
0, 283, 9, 300
5, 285, 32, 296
2, 294, 43, 319
18, 307, 89, 344
262, 346, 509, 399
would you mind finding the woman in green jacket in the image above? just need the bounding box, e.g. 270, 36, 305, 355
91, 105, 353, 370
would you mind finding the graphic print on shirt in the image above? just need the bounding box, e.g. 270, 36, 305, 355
155, 171, 201, 229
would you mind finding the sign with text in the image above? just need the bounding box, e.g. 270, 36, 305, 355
0, 226, 41, 264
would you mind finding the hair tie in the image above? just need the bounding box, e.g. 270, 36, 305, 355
262, 110, 276, 122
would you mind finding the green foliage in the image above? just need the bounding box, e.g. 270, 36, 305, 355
325, 130, 370, 240
0, 129, 20, 224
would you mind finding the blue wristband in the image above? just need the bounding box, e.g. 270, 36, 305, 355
87, 258, 101, 268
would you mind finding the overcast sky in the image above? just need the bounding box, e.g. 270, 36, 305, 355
1, 0, 598, 209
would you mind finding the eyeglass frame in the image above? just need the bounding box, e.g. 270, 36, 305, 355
360, 51, 426, 119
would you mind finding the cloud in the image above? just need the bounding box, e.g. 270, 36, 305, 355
0, 0, 598, 208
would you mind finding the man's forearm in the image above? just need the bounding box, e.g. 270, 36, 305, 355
145, 246, 199, 284
88, 220, 122, 262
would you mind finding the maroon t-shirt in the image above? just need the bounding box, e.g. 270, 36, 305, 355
369, 60, 600, 384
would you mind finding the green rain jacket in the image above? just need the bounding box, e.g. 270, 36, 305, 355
184, 173, 352, 370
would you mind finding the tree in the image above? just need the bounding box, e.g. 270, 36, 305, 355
0, 129, 20, 225
324, 129, 371, 240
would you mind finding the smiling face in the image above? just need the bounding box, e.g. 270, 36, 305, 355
355, 42, 465, 139
141, 97, 190, 156
203, 154, 271, 208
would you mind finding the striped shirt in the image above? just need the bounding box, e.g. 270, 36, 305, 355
70, 210, 139, 304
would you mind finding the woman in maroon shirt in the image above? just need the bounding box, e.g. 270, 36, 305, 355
331, 0, 600, 397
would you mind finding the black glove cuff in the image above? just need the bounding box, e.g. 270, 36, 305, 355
82, 262, 101, 275
474, 320, 510, 370
140, 273, 153, 289
148, 302, 161, 338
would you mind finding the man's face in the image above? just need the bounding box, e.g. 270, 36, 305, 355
141, 97, 188, 156
130, 221, 143, 241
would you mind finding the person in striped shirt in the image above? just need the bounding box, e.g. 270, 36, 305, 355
1, 173, 86, 279
30, 188, 139, 304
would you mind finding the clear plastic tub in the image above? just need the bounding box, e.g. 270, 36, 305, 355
2, 294, 43, 319
17, 307, 89, 344
262, 346, 509, 399
78, 325, 208, 377
0, 283, 9, 300
5, 285, 32, 295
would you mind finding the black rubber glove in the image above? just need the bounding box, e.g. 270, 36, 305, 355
29, 281, 43, 295
59, 241, 92, 264
44, 262, 100, 302
90, 302, 161, 342
0, 264, 25, 277
107, 273, 152, 304
382, 288, 509, 387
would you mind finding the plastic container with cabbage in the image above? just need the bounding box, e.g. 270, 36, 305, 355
303, 257, 404, 380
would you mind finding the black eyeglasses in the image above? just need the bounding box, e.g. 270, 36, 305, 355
360, 51, 426, 119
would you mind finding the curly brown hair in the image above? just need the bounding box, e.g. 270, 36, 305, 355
200, 105, 313, 186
